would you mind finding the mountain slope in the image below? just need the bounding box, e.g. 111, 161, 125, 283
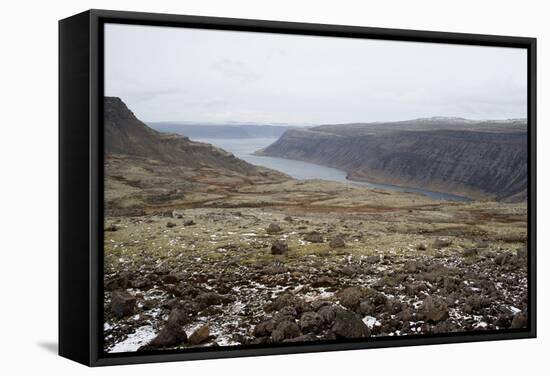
258, 118, 527, 201
105, 97, 266, 175
103, 97, 287, 214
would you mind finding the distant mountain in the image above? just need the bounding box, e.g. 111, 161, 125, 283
257, 117, 527, 201
104, 97, 266, 175
147, 122, 299, 139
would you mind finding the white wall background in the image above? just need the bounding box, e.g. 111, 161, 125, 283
0, 0, 547, 374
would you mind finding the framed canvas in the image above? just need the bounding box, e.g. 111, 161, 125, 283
59, 9, 537, 366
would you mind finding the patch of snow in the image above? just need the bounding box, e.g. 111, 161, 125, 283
109, 326, 156, 353
362, 316, 378, 328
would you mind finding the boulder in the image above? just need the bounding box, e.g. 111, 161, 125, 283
337, 287, 370, 311
253, 319, 277, 337
110, 291, 136, 318
329, 236, 345, 249
331, 308, 370, 339
271, 239, 289, 255
160, 210, 174, 218
271, 320, 300, 343
406, 281, 428, 296
183, 219, 195, 226
105, 276, 132, 291
397, 308, 414, 322
317, 305, 337, 325
162, 274, 179, 284
415, 243, 427, 251
266, 223, 283, 234
144, 322, 187, 349
272, 306, 298, 322
464, 295, 491, 312
300, 311, 323, 333
433, 238, 452, 249
358, 301, 376, 316
166, 222, 176, 228
265, 293, 308, 314
404, 260, 420, 273
304, 231, 324, 243
132, 278, 152, 290
166, 307, 193, 327
372, 292, 388, 307
422, 296, 449, 323
310, 299, 332, 311
188, 325, 210, 345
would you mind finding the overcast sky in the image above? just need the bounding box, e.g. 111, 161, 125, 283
105, 23, 527, 124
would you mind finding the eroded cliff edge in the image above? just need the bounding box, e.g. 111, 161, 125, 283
257, 118, 527, 201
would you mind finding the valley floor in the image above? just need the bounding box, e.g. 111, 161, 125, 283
103, 179, 528, 353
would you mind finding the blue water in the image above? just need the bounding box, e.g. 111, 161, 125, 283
195, 137, 470, 202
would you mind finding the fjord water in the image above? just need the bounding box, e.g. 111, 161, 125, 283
195, 137, 470, 202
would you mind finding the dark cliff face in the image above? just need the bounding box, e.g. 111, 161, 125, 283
104, 97, 262, 175
259, 119, 527, 201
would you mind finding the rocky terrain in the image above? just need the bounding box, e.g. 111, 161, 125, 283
104, 178, 528, 353
104, 97, 287, 216
103, 99, 528, 353
257, 118, 527, 202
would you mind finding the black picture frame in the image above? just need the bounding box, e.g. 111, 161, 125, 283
59, 9, 537, 367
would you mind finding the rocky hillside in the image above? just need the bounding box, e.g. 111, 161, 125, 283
103, 97, 287, 215
258, 118, 527, 201
105, 97, 263, 175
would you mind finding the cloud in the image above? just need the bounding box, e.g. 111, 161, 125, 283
105, 24, 527, 123
211, 59, 260, 84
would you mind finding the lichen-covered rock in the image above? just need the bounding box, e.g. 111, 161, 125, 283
271, 239, 289, 255
266, 223, 283, 234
